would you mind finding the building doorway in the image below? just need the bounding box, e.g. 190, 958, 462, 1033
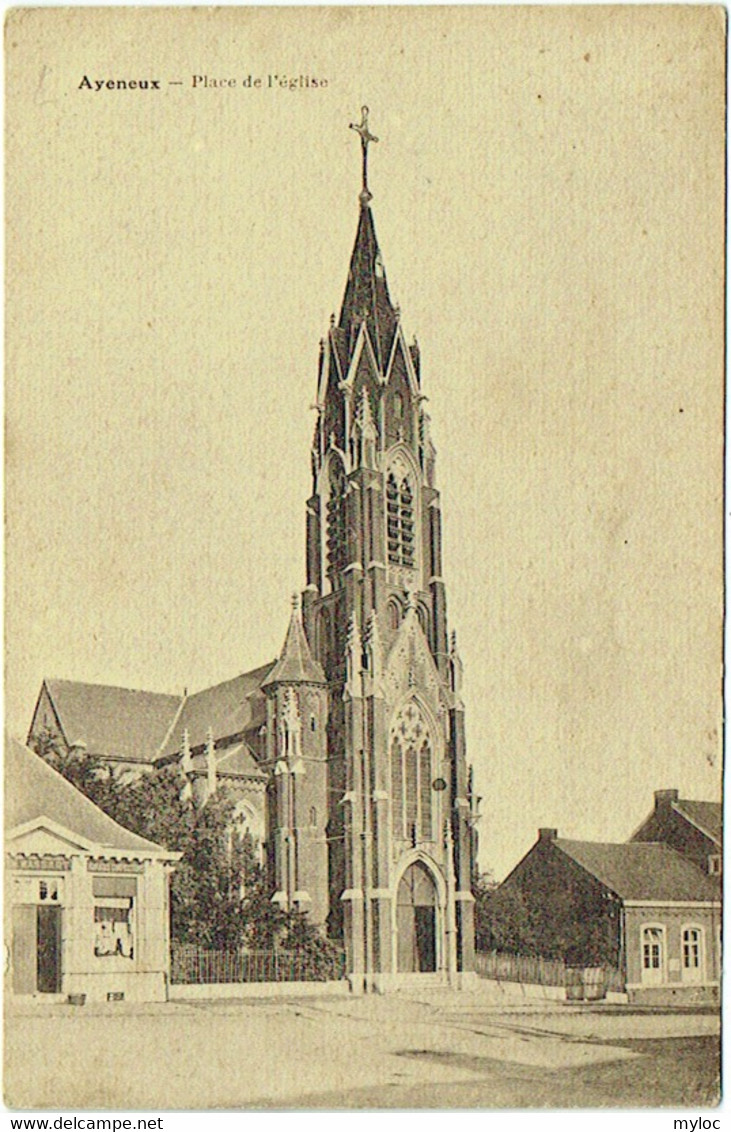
12, 904, 62, 994
36, 905, 62, 993
396, 861, 438, 973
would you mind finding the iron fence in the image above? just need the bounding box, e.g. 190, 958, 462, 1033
171, 945, 347, 985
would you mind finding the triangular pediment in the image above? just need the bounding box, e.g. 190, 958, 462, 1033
7, 817, 93, 855
382, 606, 451, 714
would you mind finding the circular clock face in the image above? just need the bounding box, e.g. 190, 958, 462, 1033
432, 777, 447, 792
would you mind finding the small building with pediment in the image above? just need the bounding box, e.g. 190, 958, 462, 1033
5, 737, 180, 1003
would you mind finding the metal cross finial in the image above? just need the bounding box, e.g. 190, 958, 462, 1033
350, 106, 378, 204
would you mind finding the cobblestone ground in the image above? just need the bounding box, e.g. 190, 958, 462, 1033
4, 990, 721, 1110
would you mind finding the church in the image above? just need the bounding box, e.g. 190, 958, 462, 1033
28, 109, 478, 991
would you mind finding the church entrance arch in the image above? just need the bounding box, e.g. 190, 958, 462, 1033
396, 861, 438, 973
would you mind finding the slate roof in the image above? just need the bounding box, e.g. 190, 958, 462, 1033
5, 736, 167, 855
215, 743, 267, 779
555, 838, 720, 903
43, 679, 181, 764
186, 741, 267, 781
263, 602, 325, 688
337, 203, 398, 373
160, 662, 275, 758
674, 799, 722, 845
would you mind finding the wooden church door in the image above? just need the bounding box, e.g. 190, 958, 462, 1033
396, 862, 437, 973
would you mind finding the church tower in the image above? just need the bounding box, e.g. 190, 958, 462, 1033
298, 109, 476, 989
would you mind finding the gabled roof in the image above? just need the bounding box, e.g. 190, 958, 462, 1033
5, 736, 166, 855
338, 203, 398, 373
555, 838, 720, 903
263, 600, 325, 688
160, 662, 275, 758
674, 799, 722, 845
214, 743, 267, 780
42, 678, 182, 764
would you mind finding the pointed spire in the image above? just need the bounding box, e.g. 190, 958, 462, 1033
180, 728, 192, 777
365, 609, 383, 689
179, 729, 193, 804
450, 629, 464, 702
352, 387, 378, 469
339, 108, 397, 373
263, 593, 326, 688
280, 687, 302, 763
344, 609, 362, 699
206, 727, 217, 798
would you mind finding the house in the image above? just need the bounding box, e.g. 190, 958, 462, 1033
26, 109, 478, 990
496, 827, 721, 1004
5, 736, 180, 1003
631, 788, 722, 876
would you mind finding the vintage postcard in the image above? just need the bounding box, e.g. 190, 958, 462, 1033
4, 5, 724, 1111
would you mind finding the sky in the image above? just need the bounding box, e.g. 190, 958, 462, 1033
6, 6, 724, 879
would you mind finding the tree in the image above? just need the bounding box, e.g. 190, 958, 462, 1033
30, 739, 340, 964
30, 726, 117, 813
473, 877, 540, 955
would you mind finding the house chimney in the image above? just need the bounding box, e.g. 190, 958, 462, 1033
538, 828, 558, 841
654, 789, 679, 810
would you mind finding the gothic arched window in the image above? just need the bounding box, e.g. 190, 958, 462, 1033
387, 598, 401, 632
390, 700, 434, 843
230, 800, 265, 868
386, 472, 415, 568
326, 458, 347, 587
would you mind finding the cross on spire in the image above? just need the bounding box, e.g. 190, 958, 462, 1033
350, 106, 378, 205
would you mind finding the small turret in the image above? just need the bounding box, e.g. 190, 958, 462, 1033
263, 594, 326, 690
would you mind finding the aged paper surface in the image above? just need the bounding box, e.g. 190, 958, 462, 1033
5, 5, 724, 1111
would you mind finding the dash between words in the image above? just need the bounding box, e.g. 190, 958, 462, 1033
78, 74, 329, 91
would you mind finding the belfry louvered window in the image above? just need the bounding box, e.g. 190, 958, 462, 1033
391, 700, 433, 842
326, 460, 347, 586
387, 473, 415, 567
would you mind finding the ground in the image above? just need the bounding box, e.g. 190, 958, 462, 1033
4, 985, 721, 1110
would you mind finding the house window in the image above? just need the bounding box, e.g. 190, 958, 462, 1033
681, 925, 705, 983
92, 876, 137, 960
708, 854, 721, 875
643, 929, 661, 969
641, 925, 665, 985
94, 900, 134, 959
682, 927, 701, 969
390, 700, 434, 843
